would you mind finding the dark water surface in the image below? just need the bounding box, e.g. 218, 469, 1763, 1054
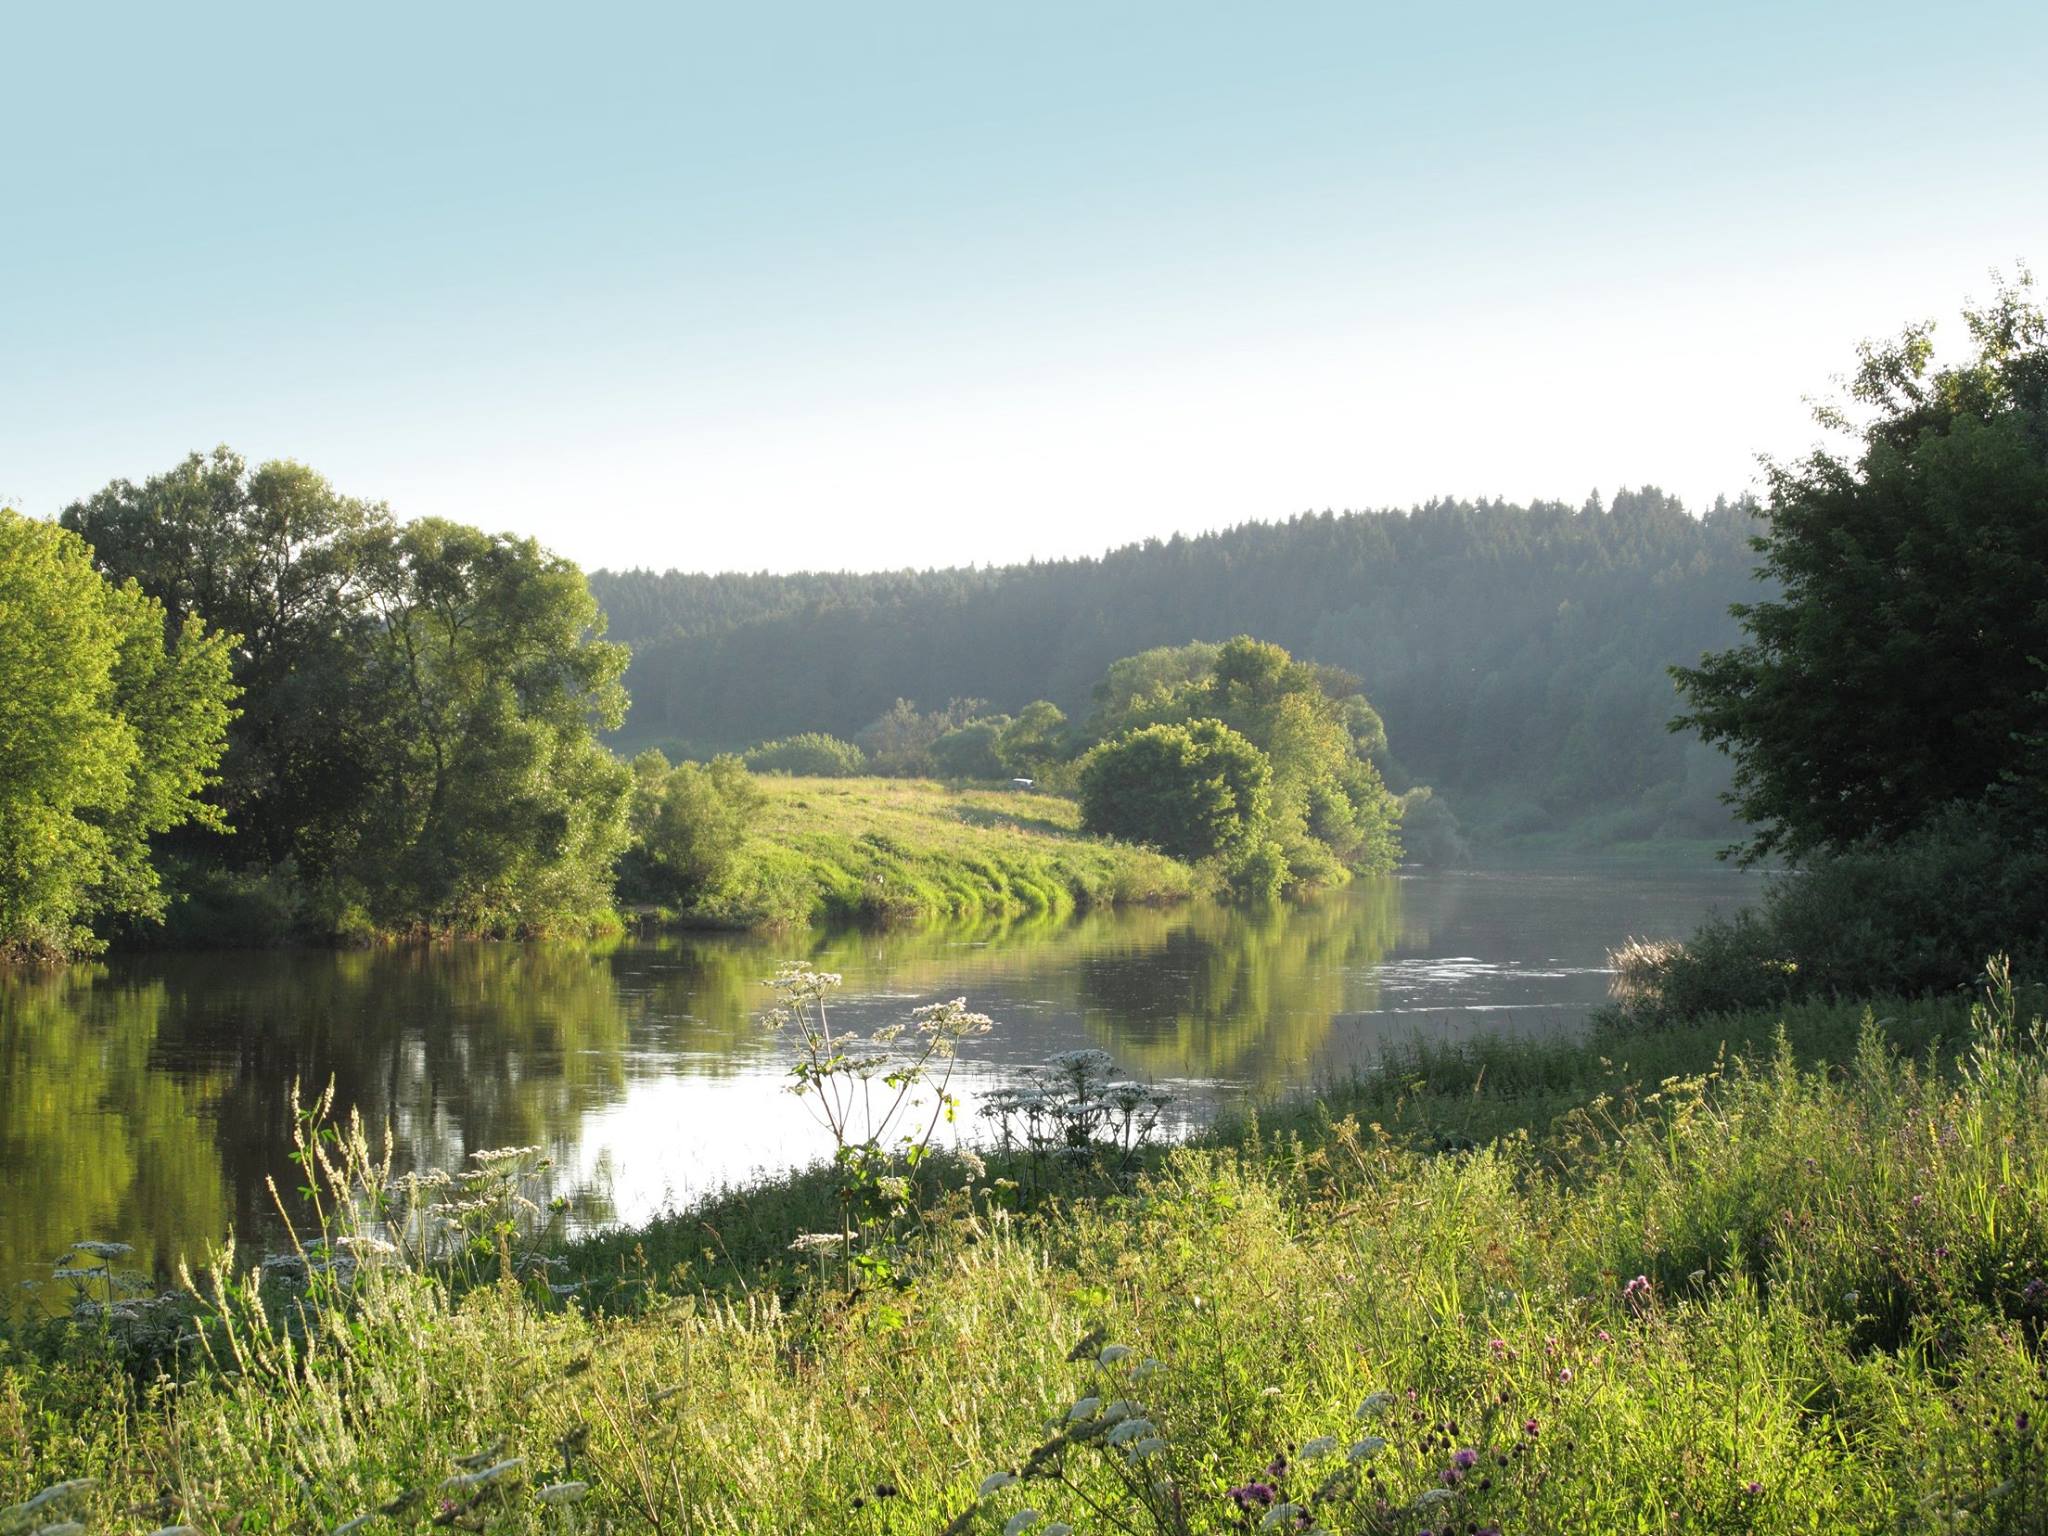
0, 865, 1754, 1292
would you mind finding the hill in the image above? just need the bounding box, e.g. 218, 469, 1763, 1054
592, 489, 1761, 847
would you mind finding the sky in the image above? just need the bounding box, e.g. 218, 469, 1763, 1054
3, 1, 2045, 575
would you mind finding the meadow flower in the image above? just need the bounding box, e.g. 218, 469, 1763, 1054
1415, 1486, 1455, 1506
979, 1472, 1019, 1496
1558, 1367, 1574, 1382
1227, 1481, 1277, 1508
1523, 1418, 1539, 1437
1452, 1448, 1479, 1469
536, 1482, 590, 1505
1300, 1436, 1339, 1460
1131, 1357, 1166, 1381
1355, 1391, 1395, 1419
69, 1240, 134, 1259
1746, 1481, 1764, 1495
1098, 1343, 1134, 1364
1622, 1274, 1653, 1307
1069, 1395, 1101, 1420
1106, 1418, 1155, 1445
1002, 1510, 1040, 1536
1348, 1436, 1387, 1463
441, 1458, 524, 1492
1043, 1526, 1073, 1536
1132, 1436, 1168, 1459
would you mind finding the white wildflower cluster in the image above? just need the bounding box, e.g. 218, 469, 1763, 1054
1, 1478, 96, 1534
978, 1052, 1174, 1164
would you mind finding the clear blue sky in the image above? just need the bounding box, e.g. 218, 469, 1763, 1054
4, 1, 2044, 573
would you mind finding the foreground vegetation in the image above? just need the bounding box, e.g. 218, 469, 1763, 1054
651, 774, 1200, 928
9, 966, 2048, 1532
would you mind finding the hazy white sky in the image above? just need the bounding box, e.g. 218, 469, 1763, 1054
4, 1, 2044, 573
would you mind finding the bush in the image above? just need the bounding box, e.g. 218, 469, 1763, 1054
618, 753, 764, 906
1610, 802, 2048, 1024
1078, 718, 1272, 861
743, 732, 867, 777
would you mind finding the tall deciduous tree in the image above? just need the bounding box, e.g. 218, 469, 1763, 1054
1674, 270, 2048, 862
0, 510, 236, 959
62, 449, 393, 873
64, 453, 633, 935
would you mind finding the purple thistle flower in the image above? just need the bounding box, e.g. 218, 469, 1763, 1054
1453, 1448, 1480, 1469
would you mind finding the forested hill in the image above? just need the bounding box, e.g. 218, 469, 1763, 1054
591, 489, 1763, 844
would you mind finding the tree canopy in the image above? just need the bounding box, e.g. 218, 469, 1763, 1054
61, 452, 632, 937
1673, 270, 2048, 862
0, 510, 236, 958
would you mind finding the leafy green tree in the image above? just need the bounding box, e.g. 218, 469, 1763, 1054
1674, 271, 2048, 862
1082, 636, 1401, 879
347, 518, 633, 932
743, 732, 866, 776
1078, 719, 1272, 862
855, 697, 985, 776
67, 453, 633, 937
0, 511, 236, 959
619, 751, 763, 905
996, 700, 1069, 778
62, 449, 394, 874
929, 717, 1012, 779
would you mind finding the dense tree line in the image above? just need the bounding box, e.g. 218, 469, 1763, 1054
46, 449, 631, 948
592, 489, 1760, 843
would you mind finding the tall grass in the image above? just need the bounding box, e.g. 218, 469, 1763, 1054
7, 972, 2048, 1532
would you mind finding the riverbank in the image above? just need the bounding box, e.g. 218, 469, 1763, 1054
8, 972, 2045, 1529
673, 774, 1203, 928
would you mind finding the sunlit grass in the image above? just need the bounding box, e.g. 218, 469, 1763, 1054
6, 973, 2048, 1531
696, 775, 1201, 927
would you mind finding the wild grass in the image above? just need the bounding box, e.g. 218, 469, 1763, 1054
695, 776, 1200, 928
9, 967, 2048, 1531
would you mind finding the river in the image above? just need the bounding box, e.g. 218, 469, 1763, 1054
0, 864, 1754, 1294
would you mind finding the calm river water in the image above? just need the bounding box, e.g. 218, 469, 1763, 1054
0, 865, 1754, 1292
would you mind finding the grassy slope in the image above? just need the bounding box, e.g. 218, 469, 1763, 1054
699, 775, 1201, 927
9, 983, 2048, 1530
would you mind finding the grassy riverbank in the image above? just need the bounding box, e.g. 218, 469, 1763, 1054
680, 775, 1202, 928
8, 972, 2048, 1531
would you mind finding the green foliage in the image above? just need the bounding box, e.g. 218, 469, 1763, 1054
854, 696, 986, 776
996, 699, 1070, 779
1674, 270, 2048, 863
928, 716, 1012, 779
341, 519, 632, 934
618, 751, 763, 906
741, 731, 866, 776
61, 448, 394, 874
1079, 718, 1273, 863
0, 510, 236, 960
1613, 804, 2048, 1023
1082, 636, 1403, 885
62, 453, 631, 939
